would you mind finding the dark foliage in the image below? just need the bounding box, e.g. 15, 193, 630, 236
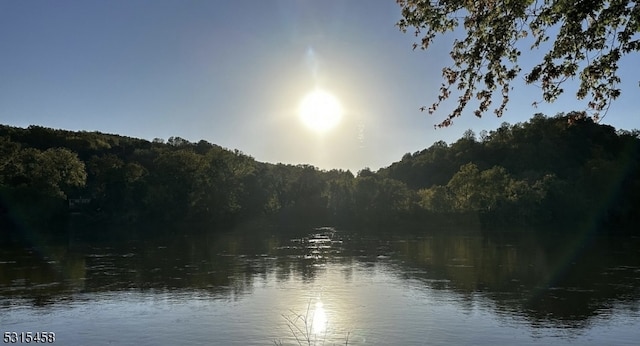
1, 113, 638, 236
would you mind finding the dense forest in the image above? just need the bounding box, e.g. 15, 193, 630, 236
1, 112, 639, 237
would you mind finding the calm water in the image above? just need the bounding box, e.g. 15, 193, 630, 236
1, 227, 639, 345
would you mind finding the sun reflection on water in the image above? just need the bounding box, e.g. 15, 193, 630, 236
312, 300, 328, 334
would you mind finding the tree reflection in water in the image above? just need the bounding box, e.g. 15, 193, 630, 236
1, 226, 639, 343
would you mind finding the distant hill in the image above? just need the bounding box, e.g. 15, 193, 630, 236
1, 112, 639, 237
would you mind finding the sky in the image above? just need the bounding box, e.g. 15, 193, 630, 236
1, 1, 639, 173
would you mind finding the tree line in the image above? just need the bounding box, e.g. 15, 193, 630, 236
1, 111, 638, 236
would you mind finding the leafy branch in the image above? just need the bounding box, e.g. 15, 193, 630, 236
397, 0, 639, 127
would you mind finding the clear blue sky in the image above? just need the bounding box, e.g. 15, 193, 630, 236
1, 1, 638, 172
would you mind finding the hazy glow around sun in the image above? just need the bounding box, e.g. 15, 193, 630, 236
298, 89, 343, 133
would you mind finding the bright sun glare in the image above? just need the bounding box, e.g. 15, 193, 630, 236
312, 301, 327, 334
298, 89, 343, 133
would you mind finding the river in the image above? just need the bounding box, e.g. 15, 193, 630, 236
1, 227, 639, 345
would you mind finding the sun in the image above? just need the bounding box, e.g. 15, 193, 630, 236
298, 89, 343, 133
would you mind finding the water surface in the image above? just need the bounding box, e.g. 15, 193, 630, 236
1, 228, 639, 345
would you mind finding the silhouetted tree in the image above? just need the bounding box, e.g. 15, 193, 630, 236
397, 0, 640, 126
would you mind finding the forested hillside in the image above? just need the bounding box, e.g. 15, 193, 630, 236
1, 112, 638, 236
380, 113, 640, 230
